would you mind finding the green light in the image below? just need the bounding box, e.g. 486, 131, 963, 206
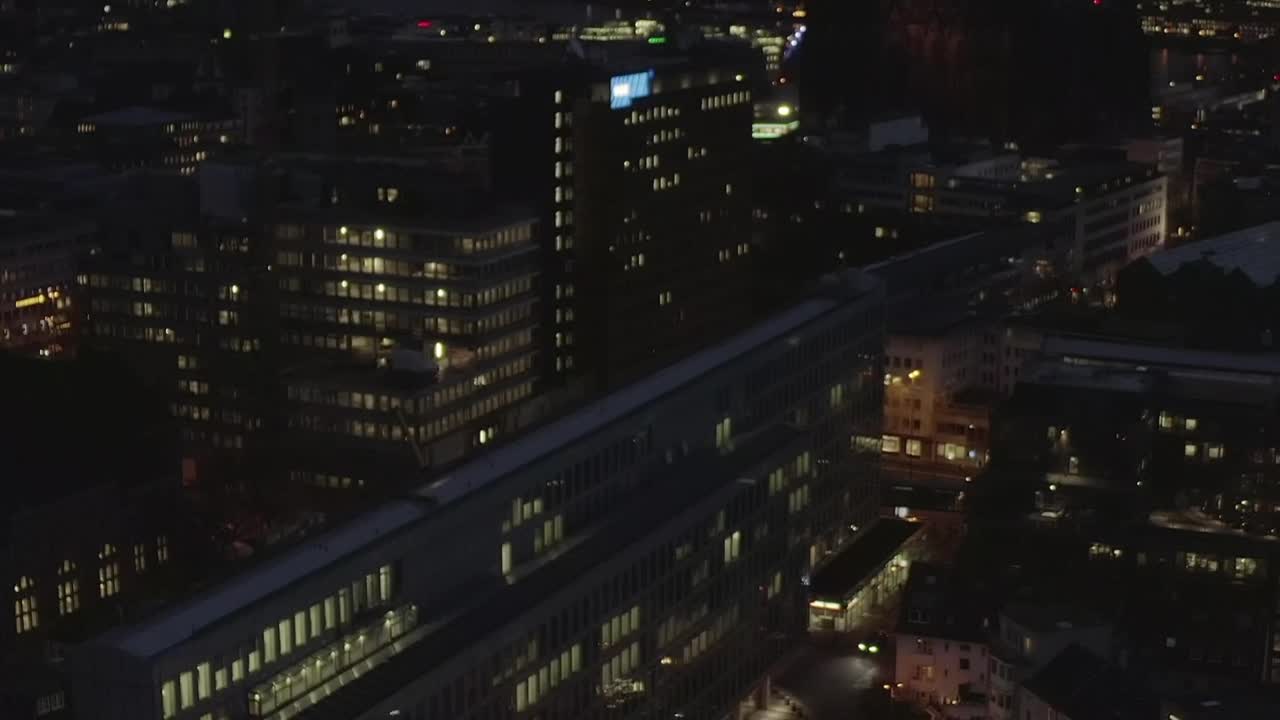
647, 36, 667, 45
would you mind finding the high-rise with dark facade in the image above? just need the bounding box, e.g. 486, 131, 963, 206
492, 49, 759, 391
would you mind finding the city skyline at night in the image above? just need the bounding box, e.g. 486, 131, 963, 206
4, 2, 1280, 720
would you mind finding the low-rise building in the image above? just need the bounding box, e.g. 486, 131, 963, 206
893, 564, 990, 716
806, 518, 924, 633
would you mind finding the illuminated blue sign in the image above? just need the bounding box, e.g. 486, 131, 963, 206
610, 70, 655, 109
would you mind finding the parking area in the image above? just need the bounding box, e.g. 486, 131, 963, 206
770, 638, 886, 719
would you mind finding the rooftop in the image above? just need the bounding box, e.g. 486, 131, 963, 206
100, 501, 429, 659
894, 562, 988, 643
84, 106, 194, 127
1, 350, 173, 527
1021, 644, 1158, 720
1147, 221, 1280, 287
809, 518, 920, 598
1022, 361, 1157, 396
1040, 334, 1280, 380
1163, 690, 1280, 720
1001, 602, 1106, 634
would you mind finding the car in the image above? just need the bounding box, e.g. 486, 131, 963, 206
856, 630, 889, 655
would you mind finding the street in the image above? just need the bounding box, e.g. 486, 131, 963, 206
765, 638, 886, 719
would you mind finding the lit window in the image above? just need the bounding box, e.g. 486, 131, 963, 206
263, 626, 277, 663
501, 542, 513, 575
13, 576, 38, 634
98, 544, 120, 598
1231, 557, 1258, 579
179, 671, 193, 709
57, 561, 79, 615
134, 544, 147, 573
1207, 444, 1225, 460
156, 535, 169, 564
1185, 443, 1198, 458
162, 681, 177, 719
714, 417, 732, 450
1184, 418, 1198, 431
905, 439, 923, 457
197, 662, 211, 700
379, 565, 393, 600
723, 530, 742, 563
881, 435, 901, 454
309, 603, 322, 640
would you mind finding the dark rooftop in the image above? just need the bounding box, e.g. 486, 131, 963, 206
1163, 690, 1280, 720
0, 350, 176, 527
1021, 644, 1158, 720
1001, 602, 1106, 634
894, 562, 988, 643
809, 518, 920, 598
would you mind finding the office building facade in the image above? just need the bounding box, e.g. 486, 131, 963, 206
81, 152, 544, 499
493, 51, 758, 391
0, 215, 85, 357
71, 270, 884, 720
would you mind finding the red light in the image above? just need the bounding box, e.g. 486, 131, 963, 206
1093, 0, 1102, 5
417, 20, 433, 28
1273, 73, 1280, 82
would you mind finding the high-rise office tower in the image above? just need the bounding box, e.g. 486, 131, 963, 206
82, 150, 543, 504
493, 48, 759, 391
265, 153, 542, 490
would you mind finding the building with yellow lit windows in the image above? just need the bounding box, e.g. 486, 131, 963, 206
3, 349, 188, 720
82, 151, 546, 503
70, 269, 885, 720
0, 214, 85, 357
266, 152, 543, 488
77, 106, 238, 175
